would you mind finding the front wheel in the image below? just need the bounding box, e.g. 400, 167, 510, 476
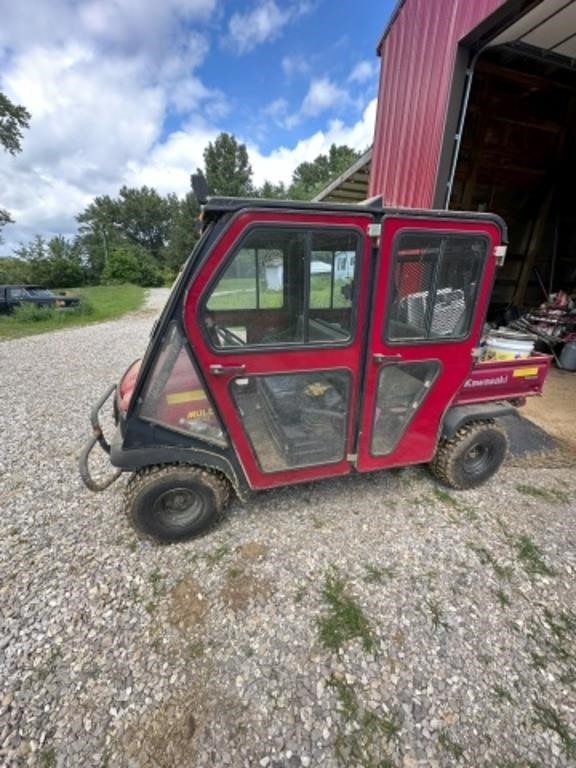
124, 464, 230, 543
429, 421, 508, 490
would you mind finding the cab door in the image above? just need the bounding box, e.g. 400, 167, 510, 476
185, 209, 374, 490
356, 215, 503, 472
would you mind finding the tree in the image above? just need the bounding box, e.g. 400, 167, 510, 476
255, 180, 287, 199
12, 235, 86, 287
288, 144, 361, 200
163, 191, 201, 273
203, 132, 253, 196
0, 92, 31, 241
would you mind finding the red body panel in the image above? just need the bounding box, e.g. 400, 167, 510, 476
356, 215, 502, 472
185, 209, 374, 490
370, 0, 504, 207
455, 353, 551, 405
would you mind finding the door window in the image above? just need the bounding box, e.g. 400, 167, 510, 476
203, 227, 359, 349
371, 361, 441, 456
230, 370, 351, 472
386, 233, 487, 342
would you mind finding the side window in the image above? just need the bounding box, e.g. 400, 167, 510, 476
386, 233, 486, 342
140, 323, 226, 446
203, 227, 359, 349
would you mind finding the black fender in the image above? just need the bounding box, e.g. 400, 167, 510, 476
109, 443, 250, 501
441, 402, 516, 440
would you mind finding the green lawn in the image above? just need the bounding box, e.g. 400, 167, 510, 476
207, 275, 351, 311
0, 284, 146, 339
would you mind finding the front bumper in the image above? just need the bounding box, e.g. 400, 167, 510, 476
79, 384, 123, 492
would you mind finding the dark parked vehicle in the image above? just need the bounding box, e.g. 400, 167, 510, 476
0, 285, 80, 315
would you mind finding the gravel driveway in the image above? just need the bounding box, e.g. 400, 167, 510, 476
1, 288, 575, 768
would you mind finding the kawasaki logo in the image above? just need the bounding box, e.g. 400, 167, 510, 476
463, 375, 508, 388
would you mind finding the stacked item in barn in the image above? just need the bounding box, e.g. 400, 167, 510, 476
509, 290, 576, 368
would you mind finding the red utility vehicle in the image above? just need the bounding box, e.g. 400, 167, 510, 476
80, 185, 550, 542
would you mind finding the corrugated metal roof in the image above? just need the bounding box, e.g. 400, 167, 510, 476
313, 148, 372, 203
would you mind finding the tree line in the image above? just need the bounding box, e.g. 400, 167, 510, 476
0, 94, 361, 288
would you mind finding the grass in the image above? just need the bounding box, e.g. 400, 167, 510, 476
438, 730, 464, 760
494, 588, 512, 608
0, 283, 145, 339
467, 543, 513, 580
514, 535, 555, 578
318, 568, 375, 653
363, 564, 395, 583
207, 274, 351, 311
327, 675, 401, 767
532, 701, 576, 757
426, 599, 449, 631
39, 748, 57, 768
516, 484, 570, 504
492, 684, 515, 705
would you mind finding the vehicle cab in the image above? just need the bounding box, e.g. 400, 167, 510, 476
80, 194, 550, 542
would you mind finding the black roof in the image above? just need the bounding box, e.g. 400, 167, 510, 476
201, 196, 508, 242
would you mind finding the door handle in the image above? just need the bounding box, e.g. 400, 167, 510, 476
209, 363, 247, 376
373, 353, 402, 364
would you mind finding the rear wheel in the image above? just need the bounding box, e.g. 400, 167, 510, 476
124, 464, 230, 543
429, 421, 508, 490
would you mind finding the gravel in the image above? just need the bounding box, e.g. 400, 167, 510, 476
1, 288, 575, 768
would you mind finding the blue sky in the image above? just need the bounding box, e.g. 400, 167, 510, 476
0, 0, 395, 251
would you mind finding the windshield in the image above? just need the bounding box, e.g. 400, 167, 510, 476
25, 287, 54, 298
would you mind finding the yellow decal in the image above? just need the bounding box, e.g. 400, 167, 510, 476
186, 408, 214, 419
166, 389, 206, 405
512, 367, 539, 378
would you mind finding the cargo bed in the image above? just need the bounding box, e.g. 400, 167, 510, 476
454, 352, 551, 405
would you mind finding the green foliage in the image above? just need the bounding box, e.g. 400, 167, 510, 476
12, 302, 56, 323
318, 568, 375, 652
100, 243, 163, 287
1, 92, 31, 241
203, 132, 253, 196
288, 144, 362, 200
0, 92, 31, 155
11, 235, 86, 288
163, 191, 200, 272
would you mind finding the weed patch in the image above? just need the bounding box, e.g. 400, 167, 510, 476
516, 485, 570, 504
532, 701, 576, 757
514, 536, 555, 578
426, 599, 449, 631
318, 569, 375, 653
495, 589, 511, 608
363, 564, 395, 583
438, 729, 464, 760
327, 675, 400, 767
467, 542, 513, 580
204, 544, 230, 566
492, 685, 515, 705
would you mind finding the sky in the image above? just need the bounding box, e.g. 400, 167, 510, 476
0, 0, 395, 253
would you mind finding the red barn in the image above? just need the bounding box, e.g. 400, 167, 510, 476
322, 0, 576, 308
373, 0, 576, 307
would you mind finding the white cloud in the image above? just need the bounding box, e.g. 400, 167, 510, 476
281, 53, 310, 79
248, 97, 376, 187
302, 77, 350, 116
348, 59, 378, 83
226, 0, 314, 54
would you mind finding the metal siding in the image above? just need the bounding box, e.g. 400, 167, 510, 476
370, 0, 506, 207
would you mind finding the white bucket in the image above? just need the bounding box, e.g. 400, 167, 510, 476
484, 330, 535, 361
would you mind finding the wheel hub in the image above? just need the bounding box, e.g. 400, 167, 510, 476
153, 487, 204, 529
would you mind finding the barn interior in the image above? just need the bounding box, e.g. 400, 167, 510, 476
450, 46, 576, 312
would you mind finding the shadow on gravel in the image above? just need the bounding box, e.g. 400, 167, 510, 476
501, 412, 575, 468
